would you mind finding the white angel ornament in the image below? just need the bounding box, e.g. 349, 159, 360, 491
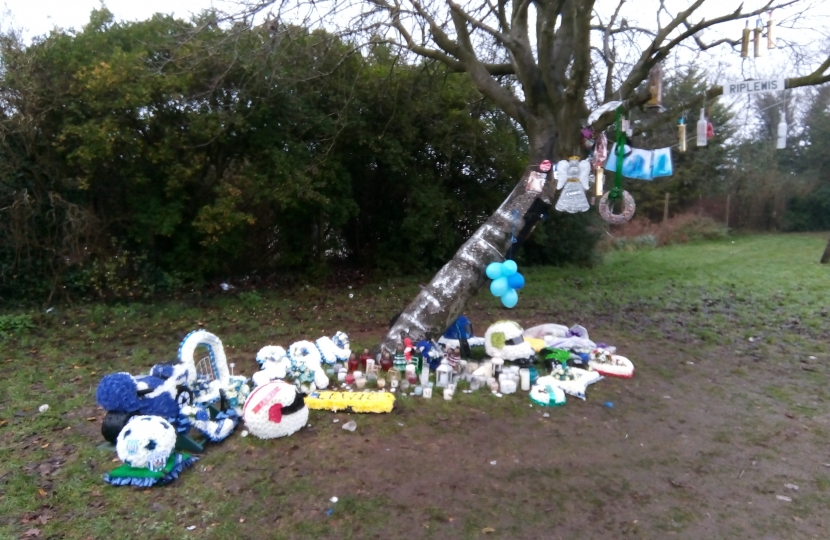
554, 157, 592, 213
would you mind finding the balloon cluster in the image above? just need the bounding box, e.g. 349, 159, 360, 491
486, 260, 525, 308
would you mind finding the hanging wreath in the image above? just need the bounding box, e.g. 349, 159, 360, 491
598, 107, 637, 224
598, 190, 636, 224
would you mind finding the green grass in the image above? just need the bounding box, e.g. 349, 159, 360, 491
1, 232, 829, 539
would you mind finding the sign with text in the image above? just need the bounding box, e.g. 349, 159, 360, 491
722, 79, 786, 95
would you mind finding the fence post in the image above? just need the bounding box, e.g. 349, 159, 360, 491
725, 194, 731, 229
663, 192, 670, 224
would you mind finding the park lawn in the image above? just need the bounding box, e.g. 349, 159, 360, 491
1, 232, 829, 539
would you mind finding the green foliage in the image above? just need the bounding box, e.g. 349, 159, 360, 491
519, 211, 602, 267
785, 86, 830, 231
0, 314, 35, 338
786, 184, 830, 231
0, 10, 528, 301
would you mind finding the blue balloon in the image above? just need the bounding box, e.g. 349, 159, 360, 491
507, 272, 525, 290
500, 288, 519, 308
490, 276, 509, 297
502, 259, 518, 276
485, 262, 503, 280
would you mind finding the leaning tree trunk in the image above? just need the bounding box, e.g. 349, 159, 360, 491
821, 237, 830, 264
378, 119, 573, 353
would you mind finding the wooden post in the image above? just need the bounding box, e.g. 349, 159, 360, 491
821, 237, 830, 264
663, 193, 670, 224
725, 194, 731, 228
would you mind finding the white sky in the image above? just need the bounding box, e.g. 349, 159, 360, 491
0, 0, 233, 39
1, 0, 827, 129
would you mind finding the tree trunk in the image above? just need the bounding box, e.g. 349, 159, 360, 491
821, 237, 830, 264
379, 122, 568, 353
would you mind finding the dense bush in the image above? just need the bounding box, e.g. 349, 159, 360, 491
0, 10, 568, 302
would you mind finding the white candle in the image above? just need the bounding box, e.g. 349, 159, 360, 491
420, 366, 430, 387
520, 369, 530, 391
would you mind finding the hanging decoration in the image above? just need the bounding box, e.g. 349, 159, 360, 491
554, 157, 591, 213
678, 118, 687, 153
696, 108, 708, 147
754, 17, 763, 58
645, 63, 664, 109
739, 14, 775, 58
599, 108, 636, 224
594, 132, 608, 196
485, 206, 525, 309
777, 109, 787, 149
486, 260, 525, 308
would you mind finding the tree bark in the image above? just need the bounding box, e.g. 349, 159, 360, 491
821, 237, 830, 264
379, 124, 566, 352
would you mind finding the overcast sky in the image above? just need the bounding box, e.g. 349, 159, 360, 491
2, 0, 827, 122
0, 0, 232, 39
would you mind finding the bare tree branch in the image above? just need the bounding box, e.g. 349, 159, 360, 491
616, 0, 800, 101
628, 55, 830, 136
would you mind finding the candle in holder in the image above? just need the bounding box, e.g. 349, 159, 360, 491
365, 358, 378, 380
419, 365, 430, 387
491, 358, 504, 377
405, 364, 418, 384
423, 387, 433, 399
359, 348, 372, 370
348, 352, 360, 373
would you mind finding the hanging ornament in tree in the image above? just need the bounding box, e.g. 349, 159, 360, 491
767, 12, 776, 49
594, 133, 608, 196
678, 118, 687, 153
645, 63, 664, 109
696, 108, 708, 147
741, 21, 751, 58
525, 160, 551, 193
777, 109, 787, 149
754, 18, 763, 58
554, 157, 591, 213
486, 260, 525, 308
598, 108, 636, 224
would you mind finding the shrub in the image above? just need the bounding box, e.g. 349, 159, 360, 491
600, 212, 727, 251
0, 314, 35, 338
